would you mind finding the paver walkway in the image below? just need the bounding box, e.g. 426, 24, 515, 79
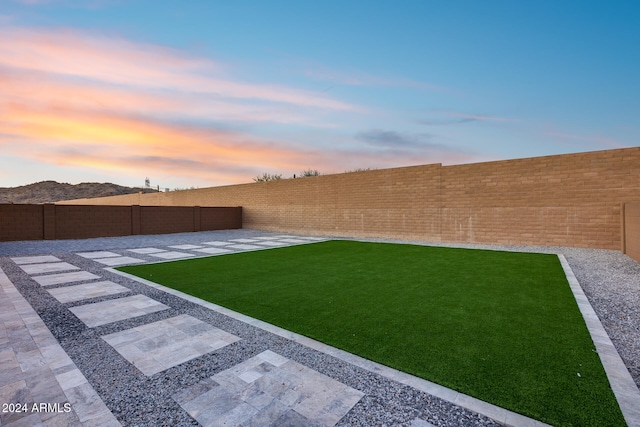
0, 267, 118, 426
1, 230, 638, 426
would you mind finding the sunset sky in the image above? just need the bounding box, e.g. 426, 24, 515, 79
1, 1, 638, 189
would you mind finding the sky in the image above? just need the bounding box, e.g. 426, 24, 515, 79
1, 1, 639, 190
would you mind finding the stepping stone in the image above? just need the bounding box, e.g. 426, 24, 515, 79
76, 251, 121, 259
33, 271, 101, 287
229, 238, 259, 243
102, 314, 240, 376
193, 247, 233, 255
202, 241, 232, 246
149, 251, 195, 260
18, 262, 79, 275
128, 247, 166, 254
69, 295, 169, 328
277, 238, 310, 244
169, 244, 204, 250
46, 281, 130, 303
11, 255, 60, 265
93, 256, 146, 267
173, 350, 364, 427
253, 241, 288, 247
228, 244, 262, 250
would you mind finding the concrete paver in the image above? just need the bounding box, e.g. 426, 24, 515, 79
173, 350, 364, 427
76, 251, 121, 259
253, 240, 289, 247
193, 247, 233, 255
46, 281, 130, 304
32, 271, 101, 287
278, 238, 311, 244
201, 241, 233, 246
168, 244, 204, 250
91, 256, 145, 267
69, 295, 169, 328
17, 262, 80, 275
10, 255, 61, 265
227, 244, 262, 250
127, 248, 166, 254
102, 314, 240, 376
0, 269, 120, 426
148, 251, 195, 260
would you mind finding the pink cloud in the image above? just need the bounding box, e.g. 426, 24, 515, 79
0, 68, 329, 126
0, 27, 357, 111
2, 26, 463, 186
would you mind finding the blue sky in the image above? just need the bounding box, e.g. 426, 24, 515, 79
1, 0, 638, 189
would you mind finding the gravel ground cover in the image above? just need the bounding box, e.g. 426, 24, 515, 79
1, 230, 638, 426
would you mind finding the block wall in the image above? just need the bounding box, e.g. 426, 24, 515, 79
201, 207, 243, 230
623, 202, 640, 263
59, 147, 640, 250
0, 204, 241, 241
54, 205, 132, 239
0, 204, 44, 241
438, 149, 640, 248
140, 206, 195, 235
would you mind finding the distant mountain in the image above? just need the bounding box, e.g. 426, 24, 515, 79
0, 181, 158, 204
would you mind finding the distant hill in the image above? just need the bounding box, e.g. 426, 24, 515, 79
0, 181, 158, 204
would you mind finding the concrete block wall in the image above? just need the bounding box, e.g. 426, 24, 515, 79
201, 207, 243, 230
623, 202, 640, 262
140, 206, 196, 235
60, 147, 640, 250
438, 149, 640, 248
0, 204, 44, 241
0, 204, 241, 241
54, 205, 133, 239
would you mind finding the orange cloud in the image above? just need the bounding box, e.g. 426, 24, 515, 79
0, 26, 370, 185
0, 69, 336, 127
2, 101, 319, 183
0, 26, 480, 187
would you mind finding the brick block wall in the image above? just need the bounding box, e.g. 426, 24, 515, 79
623, 202, 640, 263
201, 207, 242, 230
140, 206, 195, 235
54, 205, 132, 239
438, 149, 640, 248
0, 204, 241, 241
0, 204, 44, 241
59, 147, 640, 250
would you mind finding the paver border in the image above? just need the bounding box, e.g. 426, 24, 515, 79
558, 255, 640, 427
0, 267, 121, 427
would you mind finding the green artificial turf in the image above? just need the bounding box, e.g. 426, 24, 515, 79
119, 240, 626, 426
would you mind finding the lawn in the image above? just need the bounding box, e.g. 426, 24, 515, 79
118, 240, 625, 426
